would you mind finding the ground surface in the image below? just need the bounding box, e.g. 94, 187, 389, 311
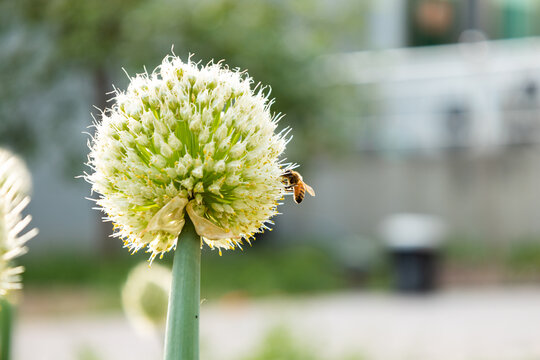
13, 286, 540, 360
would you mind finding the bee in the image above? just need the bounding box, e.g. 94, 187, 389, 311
281, 170, 315, 204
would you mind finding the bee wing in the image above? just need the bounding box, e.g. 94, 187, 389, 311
305, 184, 315, 196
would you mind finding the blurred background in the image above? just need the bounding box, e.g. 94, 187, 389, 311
2, 0, 540, 359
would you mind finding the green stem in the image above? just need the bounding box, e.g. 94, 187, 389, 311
0, 298, 13, 360
164, 218, 201, 360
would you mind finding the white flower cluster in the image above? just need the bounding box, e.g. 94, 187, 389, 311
87, 55, 293, 261
0, 149, 38, 297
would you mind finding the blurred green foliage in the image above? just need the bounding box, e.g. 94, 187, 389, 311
443, 235, 540, 269
505, 240, 540, 275
442, 235, 501, 266
20, 245, 348, 309
201, 245, 348, 298
76, 346, 102, 360
241, 325, 364, 360
241, 325, 324, 360
74, 325, 365, 360
442, 235, 540, 282
19, 237, 540, 313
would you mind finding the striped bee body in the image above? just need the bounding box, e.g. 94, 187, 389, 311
281, 170, 315, 204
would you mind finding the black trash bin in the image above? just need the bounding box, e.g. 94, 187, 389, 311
390, 247, 439, 292
380, 214, 445, 293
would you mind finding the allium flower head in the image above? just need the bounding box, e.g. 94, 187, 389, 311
0, 148, 38, 297
122, 263, 171, 334
87, 54, 293, 261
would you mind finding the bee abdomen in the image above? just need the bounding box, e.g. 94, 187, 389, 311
294, 185, 305, 204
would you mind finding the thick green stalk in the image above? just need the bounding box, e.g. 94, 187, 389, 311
0, 298, 13, 360
164, 218, 200, 360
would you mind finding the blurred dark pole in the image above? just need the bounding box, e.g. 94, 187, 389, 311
94, 67, 109, 114
94, 67, 119, 257
465, 0, 479, 30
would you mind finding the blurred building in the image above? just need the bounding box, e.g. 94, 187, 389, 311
324, 38, 540, 153
279, 2, 540, 247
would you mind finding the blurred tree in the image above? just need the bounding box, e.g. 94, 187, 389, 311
117, 0, 367, 157
0, 1, 51, 158
14, 0, 145, 110
13, 0, 366, 157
